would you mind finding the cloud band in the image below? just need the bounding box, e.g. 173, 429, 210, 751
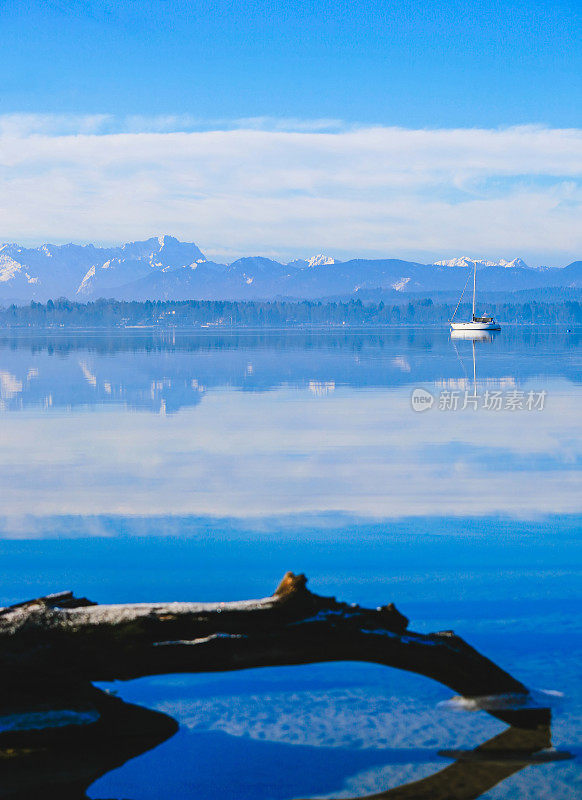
0, 116, 581, 264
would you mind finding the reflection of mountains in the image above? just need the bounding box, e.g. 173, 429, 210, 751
0, 330, 579, 413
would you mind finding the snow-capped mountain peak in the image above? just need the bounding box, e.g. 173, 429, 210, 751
433, 256, 529, 269
499, 257, 529, 269
0, 254, 25, 283
0, 237, 577, 304
74, 237, 207, 296
308, 254, 336, 267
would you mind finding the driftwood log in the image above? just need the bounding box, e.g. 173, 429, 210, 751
1, 572, 571, 799
0, 572, 543, 727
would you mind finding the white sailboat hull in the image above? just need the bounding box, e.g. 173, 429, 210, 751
450, 329, 496, 342
450, 321, 501, 331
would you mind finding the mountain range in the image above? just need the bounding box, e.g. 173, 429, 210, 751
1, 235, 581, 305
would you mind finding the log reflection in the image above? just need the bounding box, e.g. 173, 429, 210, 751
0, 688, 177, 800
0, 692, 571, 800
298, 713, 567, 800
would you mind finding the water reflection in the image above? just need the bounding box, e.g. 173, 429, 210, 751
0, 687, 570, 800
449, 331, 503, 395
0, 329, 580, 522
0, 329, 579, 796
0, 690, 177, 800
449, 331, 498, 342
0, 329, 579, 414
302, 721, 565, 800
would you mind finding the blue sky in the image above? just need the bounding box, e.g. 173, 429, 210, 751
0, 1, 581, 262
2, 0, 580, 127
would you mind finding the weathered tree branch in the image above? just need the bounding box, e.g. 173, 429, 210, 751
0, 573, 542, 726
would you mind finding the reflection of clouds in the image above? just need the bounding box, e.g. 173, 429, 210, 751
331, 760, 581, 800
0, 387, 581, 521
157, 688, 501, 750
327, 763, 443, 798
152, 686, 496, 796
142, 676, 579, 799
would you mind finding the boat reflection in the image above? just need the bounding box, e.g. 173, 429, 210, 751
449, 330, 499, 343
449, 329, 505, 395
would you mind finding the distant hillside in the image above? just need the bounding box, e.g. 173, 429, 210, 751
1, 235, 581, 305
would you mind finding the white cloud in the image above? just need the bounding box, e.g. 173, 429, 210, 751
0, 116, 581, 263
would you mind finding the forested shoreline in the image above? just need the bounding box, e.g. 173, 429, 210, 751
1, 297, 581, 327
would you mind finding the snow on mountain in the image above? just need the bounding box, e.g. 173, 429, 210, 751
287, 254, 338, 268
77, 236, 206, 297
433, 256, 529, 269
224, 257, 296, 296
308, 254, 337, 267
0, 252, 32, 283
499, 258, 529, 269
108, 256, 298, 302
391, 277, 411, 291
0, 236, 579, 304
0, 235, 208, 302
0, 242, 104, 301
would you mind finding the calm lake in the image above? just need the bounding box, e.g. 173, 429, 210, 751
0, 327, 580, 798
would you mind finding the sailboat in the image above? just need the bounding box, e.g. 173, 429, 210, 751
450, 260, 501, 331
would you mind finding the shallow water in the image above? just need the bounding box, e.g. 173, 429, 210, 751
0, 327, 580, 798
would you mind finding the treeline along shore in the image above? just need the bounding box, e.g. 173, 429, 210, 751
1, 297, 581, 327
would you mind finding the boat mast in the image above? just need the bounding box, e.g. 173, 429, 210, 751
472, 261, 476, 320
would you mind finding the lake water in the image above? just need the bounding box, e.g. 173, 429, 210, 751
0, 327, 580, 799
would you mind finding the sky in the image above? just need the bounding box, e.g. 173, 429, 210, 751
1, 0, 581, 264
